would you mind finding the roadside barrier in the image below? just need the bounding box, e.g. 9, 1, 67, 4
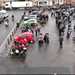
0, 18, 22, 52
0, 24, 17, 52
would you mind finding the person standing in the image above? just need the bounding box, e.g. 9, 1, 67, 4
12, 14, 14, 21
66, 24, 72, 39
59, 32, 64, 48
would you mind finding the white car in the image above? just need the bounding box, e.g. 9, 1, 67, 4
24, 16, 30, 21
29, 15, 37, 20
0, 10, 8, 19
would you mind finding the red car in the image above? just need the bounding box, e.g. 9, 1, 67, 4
12, 32, 35, 49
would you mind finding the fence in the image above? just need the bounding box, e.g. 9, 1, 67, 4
0, 17, 22, 53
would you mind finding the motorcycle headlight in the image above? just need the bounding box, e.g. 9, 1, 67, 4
23, 47, 27, 50
15, 49, 19, 53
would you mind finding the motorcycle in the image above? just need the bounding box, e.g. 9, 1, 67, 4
38, 39, 44, 47
66, 31, 71, 39
38, 33, 44, 47
10, 47, 27, 57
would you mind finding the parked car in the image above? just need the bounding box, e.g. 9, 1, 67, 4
0, 10, 8, 23
24, 16, 30, 21
0, 10, 8, 19
21, 17, 38, 29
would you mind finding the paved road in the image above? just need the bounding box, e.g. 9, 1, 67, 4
0, 11, 75, 74
0, 10, 24, 46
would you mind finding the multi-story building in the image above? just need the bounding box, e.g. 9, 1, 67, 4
32, 0, 64, 6
0, 0, 10, 7
0, 0, 4, 7
32, 0, 38, 6
0, 0, 65, 8
64, 0, 75, 5
52, 0, 64, 5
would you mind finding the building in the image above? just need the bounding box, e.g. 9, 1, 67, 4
0, 0, 65, 8
32, 0, 38, 6
0, 0, 10, 8
64, 0, 75, 5
0, 0, 4, 7
38, 0, 64, 6
52, 0, 64, 6
32, 0, 64, 6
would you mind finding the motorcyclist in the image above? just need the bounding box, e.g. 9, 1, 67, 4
44, 33, 49, 44
38, 33, 44, 46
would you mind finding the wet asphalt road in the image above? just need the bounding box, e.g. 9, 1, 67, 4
0, 10, 75, 74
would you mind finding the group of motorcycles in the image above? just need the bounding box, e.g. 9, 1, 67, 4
10, 37, 34, 58
9, 10, 49, 58
9, 28, 34, 58
10, 32, 50, 58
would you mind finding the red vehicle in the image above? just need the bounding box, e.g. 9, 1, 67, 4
12, 32, 35, 49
